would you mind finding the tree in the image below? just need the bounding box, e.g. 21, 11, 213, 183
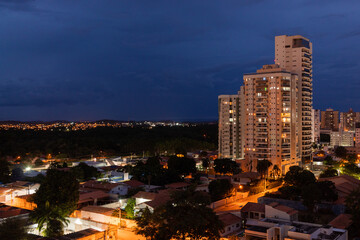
168, 156, 196, 176
317, 181, 338, 202
214, 159, 241, 175
345, 187, 360, 227
30, 169, 79, 237
301, 183, 322, 211
319, 168, 338, 178
334, 146, 347, 158
271, 164, 281, 179
284, 166, 316, 187
346, 154, 357, 163
323, 155, 335, 166
256, 160, 272, 179
136, 187, 223, 240
0, 218, 28, 240
0, 159, 10, 183
125, 198, 136, 219
342, 163, 360, 178
71, 162, 101, 181
202, 158, 210, 170
11, 167, 24, 181
208, 179, 234, 201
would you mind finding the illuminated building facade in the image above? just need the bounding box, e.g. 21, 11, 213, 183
275, 35, 313, 162
243, 64, 300, 173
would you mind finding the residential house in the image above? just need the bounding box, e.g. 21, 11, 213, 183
265, 202, 298, 221
231, 172, 260, 186
245, 218, 347, 240
241, 202, 265, 221
328, 214, 353, 230
218, 213, 242, 237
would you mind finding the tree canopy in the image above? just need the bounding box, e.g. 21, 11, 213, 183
31, 169, 79, 237
319, 168, 338, 178
284, 166, 316, 186
334, 146, 347, 158
345, 187, 360, 227
0, 159, 10, 183
0, 218, 28, 240
214, 159, 241, 175
70, 162, 101, 181
168, 156, 196, 176
256, 160, 272, 178
208, 179, 234, 202
136, 187, 223, 240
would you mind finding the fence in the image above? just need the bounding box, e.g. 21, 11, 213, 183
209, 191, 249, 209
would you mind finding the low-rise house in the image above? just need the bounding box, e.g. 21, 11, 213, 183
0, 181, 40, 204
328, 213, 353, 230
231, 172, 260, 186
133, 191, 157, 205
265, 202, 298, 221
80, 206, 118, 225
136, 190, 173, 212
319, 175, 360, 205
218, 213, 242, 237
81, 180, 144, 196
241, 202, 265, 221
0, 204, 30, 222
245, 218, 347, 240
78, 190, 110, 208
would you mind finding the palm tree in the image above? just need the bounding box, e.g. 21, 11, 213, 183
30, 201, 69, 237
256, 160, 272, 179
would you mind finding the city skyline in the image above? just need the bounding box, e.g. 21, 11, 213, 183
1, 1, 360, 121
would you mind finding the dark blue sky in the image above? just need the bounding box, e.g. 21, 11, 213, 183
1, 0, 360, 121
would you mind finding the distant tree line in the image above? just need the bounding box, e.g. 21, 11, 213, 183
0, 125, 217, 159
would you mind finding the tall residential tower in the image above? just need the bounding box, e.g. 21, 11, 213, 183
275, 35, 313, 162
218, 92, 244, 159
243, 64, 299, 173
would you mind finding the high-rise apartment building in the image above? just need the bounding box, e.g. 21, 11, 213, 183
218, 92, 244, 159
340, 108, 360, 132
321, 108, 339, 131
243, 64, 299, 173
311, 109, 320, 143
275, 35, 312, 162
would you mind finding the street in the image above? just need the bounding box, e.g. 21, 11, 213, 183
214, 186, 281, 213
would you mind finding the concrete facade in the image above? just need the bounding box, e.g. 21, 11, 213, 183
311, 109, 320, 143
218, 91, 244, 159
275, 35, 313, 162
321, 108, 339, 131
244, 64, 300, 173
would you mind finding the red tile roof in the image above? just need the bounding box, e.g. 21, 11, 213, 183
78, 190, 109, 204
319, 175, 360, 198
133, 191, 157, 200
241, 202, 265, 213
328, 213, 352, 229
123, 180, 144, 188
218, 213, 241, 226
268, 202, 298, 215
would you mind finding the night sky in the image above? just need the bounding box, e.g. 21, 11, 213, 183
1, 0, 360, 121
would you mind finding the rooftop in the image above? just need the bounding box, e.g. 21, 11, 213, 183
241, 202, 265, 213
80, 206, 114, 216
218, 213, 241, 226
328, 213, 352, 229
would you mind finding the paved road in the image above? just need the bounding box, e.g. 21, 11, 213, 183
214, 186, 281, 213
